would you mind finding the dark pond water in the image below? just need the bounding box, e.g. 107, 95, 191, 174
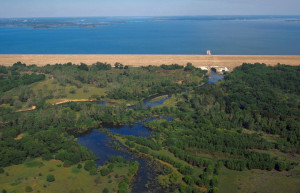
77, 116, 172, 192
77, 130, 131, 165
201, 71, 224, 87
108, 117, 172, 137
77, 73, 222, 192
77, 130, 149, 192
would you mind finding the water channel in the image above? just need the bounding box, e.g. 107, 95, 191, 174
77, 72, 224, 192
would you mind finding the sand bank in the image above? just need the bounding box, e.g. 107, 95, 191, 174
0, 55, 299, 67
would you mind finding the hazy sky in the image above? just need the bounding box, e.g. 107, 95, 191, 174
0, 0, 300, 18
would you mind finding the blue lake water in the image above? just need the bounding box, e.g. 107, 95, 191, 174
0, 16, 300, 55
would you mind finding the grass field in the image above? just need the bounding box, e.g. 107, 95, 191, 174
154, 94, 184, 108
0, 158, 133, 193
218, 166, 300, 193
31, 76, 107, 105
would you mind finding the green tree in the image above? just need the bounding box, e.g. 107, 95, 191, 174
183, 175, 194, 185
46, 174, 55, 182
84, 160, 97, 171
100, 168, 111, 176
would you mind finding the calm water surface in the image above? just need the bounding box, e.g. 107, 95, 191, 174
1, 16, 300, 54
77, 130, 149, 192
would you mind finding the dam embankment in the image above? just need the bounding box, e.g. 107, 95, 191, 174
0, 55, 299, 67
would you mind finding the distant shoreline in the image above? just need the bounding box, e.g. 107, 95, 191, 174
0, 54, 299, 67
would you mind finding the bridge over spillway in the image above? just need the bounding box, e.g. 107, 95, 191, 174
198, 66, 230, 74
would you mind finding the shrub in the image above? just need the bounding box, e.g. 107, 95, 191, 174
100, 168, 111, 176
0, 168, 4, 173
42, 153, 53, 161
103, 188, 109, 193
118, 181, 128, 193
183, 175, 194, 185
69, 87, 76, 94
63, 160, 73, 167
77, 164, 82, 169
89, 167, 98, 175
46, 174, 55, 182
84, 160, 96, 171
25, 186, 33, 192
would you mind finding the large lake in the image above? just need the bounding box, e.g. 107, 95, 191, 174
0, 16, 300, 55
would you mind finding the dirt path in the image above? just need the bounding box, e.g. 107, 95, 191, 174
54, 99, 95, 105
14, 99, 96, 113
15, 105, 36, 112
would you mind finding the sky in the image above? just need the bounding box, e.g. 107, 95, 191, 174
0, 0, 300, 18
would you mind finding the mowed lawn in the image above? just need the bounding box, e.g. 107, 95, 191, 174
0, 158, 130, 193
218, 166, 300, 193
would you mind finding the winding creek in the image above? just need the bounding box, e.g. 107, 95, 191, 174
77, 72, 224, 192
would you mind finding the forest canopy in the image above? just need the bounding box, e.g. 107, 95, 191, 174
0, 62, 299, 193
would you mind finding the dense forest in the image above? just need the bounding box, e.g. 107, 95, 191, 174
0, 62, 299, 193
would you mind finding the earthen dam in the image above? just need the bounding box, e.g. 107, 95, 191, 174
0, 55, 299, 68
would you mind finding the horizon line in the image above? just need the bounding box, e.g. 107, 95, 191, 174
1, 14, 300, 19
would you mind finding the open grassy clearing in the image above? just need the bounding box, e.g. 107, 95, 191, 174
218, 166, 300, 193
31, 77, 107, 104
150, 95, 169, 103
153, 94, 183, 108
0, 158, 133, 193
252, 149, 300, 163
